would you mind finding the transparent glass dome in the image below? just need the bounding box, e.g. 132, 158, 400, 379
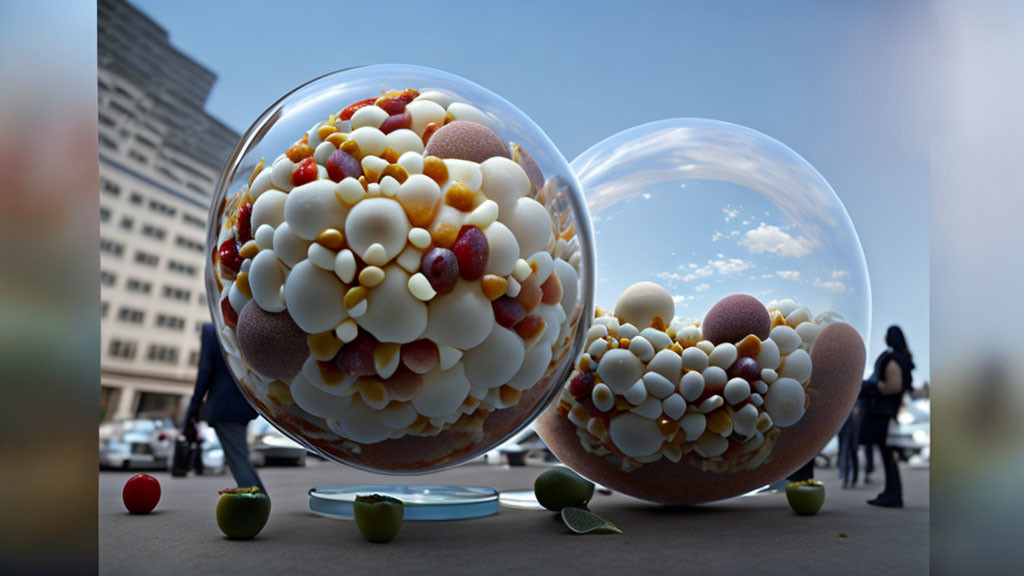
205, 64, 594, 473
535, 119, 870, 503
575, 119, 869, 338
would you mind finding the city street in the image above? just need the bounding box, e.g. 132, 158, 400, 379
99, 459, 928, 575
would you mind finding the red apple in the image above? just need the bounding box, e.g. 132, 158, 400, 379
123, 473, 161, 514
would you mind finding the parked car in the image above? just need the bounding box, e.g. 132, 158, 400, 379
888, 398, 930, 466
249, 416, 308, 467
99, 417, 176, 470
480, 425, 555, 466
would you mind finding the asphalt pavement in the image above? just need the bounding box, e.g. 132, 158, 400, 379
99, 459, 928, 575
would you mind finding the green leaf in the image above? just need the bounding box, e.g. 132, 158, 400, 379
560, 507, 622, 534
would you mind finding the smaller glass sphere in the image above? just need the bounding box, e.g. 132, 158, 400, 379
536, 119, 869, 503
206, 65, 594, 473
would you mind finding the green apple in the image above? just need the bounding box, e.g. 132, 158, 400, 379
216, 487, 271, 539
534, 467, 595, 512
353, 494, 404, 543
786, 480, 825, 515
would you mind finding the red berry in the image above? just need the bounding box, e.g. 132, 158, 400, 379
727, 357, 760, 382
218, 239, 242, 279
340, 97, 375, 121
335, 330, 378, 377
578, 396, 611, 427
291, 156, 318, 187
420, 247, 459, 294
326, 149, 362, 183
378, 98, 407, 115
221, 298, 238, 329
569, 372, 595, 401
379, 111, 411, 134
492, 296, 526, 328
236, 203, 253, 245
452, 226, 489, 281
122, 473, 161, 514
400, 339, 438, 374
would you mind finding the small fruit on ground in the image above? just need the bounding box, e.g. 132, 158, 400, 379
123, 473, 161, 514
216, 486, 271, 539
353, 494, 404, 543
786, 480, 825, 516
534, 467, 595, 512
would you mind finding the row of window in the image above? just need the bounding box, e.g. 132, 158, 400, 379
100, 179, 209, 232
175, 235, 204, 254
105, 338, 199, 367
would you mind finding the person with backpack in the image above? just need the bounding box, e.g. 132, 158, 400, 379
859, 325, 915, 507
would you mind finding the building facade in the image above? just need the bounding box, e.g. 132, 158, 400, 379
99, 0, 240, 422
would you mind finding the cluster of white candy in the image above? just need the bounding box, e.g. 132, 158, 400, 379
212, 88, 581, 446
559, 292, 825, 473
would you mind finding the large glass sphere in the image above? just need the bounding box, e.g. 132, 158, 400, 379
536, 119, 869, 503
206, 65, 593, 473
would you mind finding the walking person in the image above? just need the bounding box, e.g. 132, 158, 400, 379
859, 325, 915, 507
184, 322, 265, 492
837, 397, 863, 488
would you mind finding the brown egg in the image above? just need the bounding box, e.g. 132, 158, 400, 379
424, 121, 510, 163
701, 293, 771, 345
535, 321, 865, 503
236, 300, 309, 380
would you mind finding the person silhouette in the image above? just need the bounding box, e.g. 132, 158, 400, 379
859, 325, 914, 507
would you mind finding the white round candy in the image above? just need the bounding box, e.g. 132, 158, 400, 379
680, 413, 707, 442
444, 159, 483, 191
350, 104, 388, 130
406, 99, 446, 134
504, 343, 552, 391
271, 223, 311, 268
344, 197, 410, 263
252, 189, 288, 230
646, 349, 682, 382
379, 401, 418, 430
483, 221, 519, 277
328, 397, 391, 444
501, 198, 552, 258
249, 167, 273, 199
447, 102, 490, 125
724, 378, 751, 405
553, 258, 578, 317
708, 342, 738, 369
249, 250, 286, 312
270, 156, 295, 192
765, 377, 806, 428
412, 364, 470, 419
640, 328, 673, 351
284, 260, 348, 333
642, 371, 676, 399
679, 370, 706, 402
770, 325, 802, 355
481, 156, 530, 213
284, 180, 348, 241
347, 126, 387, 157
732, 404, 759, 438
596, 349, 644, 394
702, 365, 728, 390
290, 372, 352, 419
609, 412, 663, 458
681, 346, 710, 372
629, 336, 655, 362
385, 129, 424, 155
423, 279, 494, 350
462, 325, 525, 389
592, 382, 615, 412
624, 379, 648, 406
756, 337, 781, 370
662, 394, 687, 421
355, 265, 427, 344
779, 348, 813, 384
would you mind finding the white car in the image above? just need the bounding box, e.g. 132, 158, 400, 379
249, 416, 308, 466
99, 418, 176, 470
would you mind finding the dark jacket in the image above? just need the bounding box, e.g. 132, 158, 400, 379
859, 348, 912, 445
186, 323, 256, 424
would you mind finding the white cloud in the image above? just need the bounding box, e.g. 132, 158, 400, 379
695, 283, 710, 292
831, 269, 850, 279
656, 257, 754, 286
722, 206, 740, 222
656, 271, 685, 283
776, 270, 801, 280
672, 294, 688, 303
641, 193, 652, 200
738, 223, 812, 258
814, 278, 847, 293
711, 231, 724, 242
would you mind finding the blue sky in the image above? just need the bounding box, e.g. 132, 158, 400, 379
132, 0, 931, 382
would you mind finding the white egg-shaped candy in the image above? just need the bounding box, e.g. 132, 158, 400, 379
642, 371, 676, 399
709, 343, 738, 369
662, 394, 687, 421
252, 189, 288, 230
681, 346, 710, 372
596, 349, 645, 394
424, 279, 494, 349
249, 250, 286, 312
385, 129, 424, 155
406, 99, 446, 134
779, 348, 813, 384
249, 167, 273, 199
350, 104, 388, 130
447, 102, 490, 125
505, 344, 552, 391
463, 324, 525, 389
290, 372, 352, 419
646, 349, 682, 383
481, 157, 530, 213
724, 378, 751, 405
756, 338, 781, 370
412, 364, 471, 419
770, 325, 802, 355
609, 413, 663, 458
284, 260, 348, 333
629, 336, 655, 362
283, 180, 347, 241
379, 402, 418, 430
765, 377, 806, 427
347, 127, 387, 157
482, 221, 519, 277
355, 266, 427, 343
554, 258, 578, 317
328, 397, 391, 444
270, 156, 295, 192
679, 370, 706, 402
344, 197, 410, 263
680, 413, 707, 442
